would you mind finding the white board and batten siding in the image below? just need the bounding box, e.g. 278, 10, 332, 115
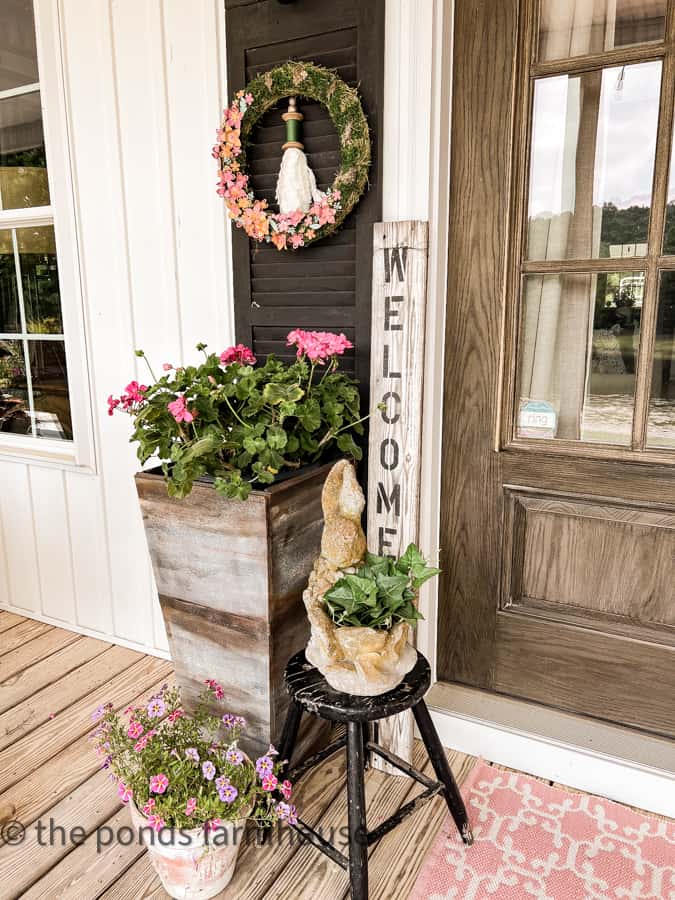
0, 0, 234, 656
367, 220, 429, 771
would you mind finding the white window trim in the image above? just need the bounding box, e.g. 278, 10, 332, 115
0, 0, 96, 472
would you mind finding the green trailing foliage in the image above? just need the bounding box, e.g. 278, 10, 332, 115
323, 544, 441, 630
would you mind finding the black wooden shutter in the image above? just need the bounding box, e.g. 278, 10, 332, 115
224, 0, 385, 407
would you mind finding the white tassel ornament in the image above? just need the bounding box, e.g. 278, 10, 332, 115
275, 97, 324, 215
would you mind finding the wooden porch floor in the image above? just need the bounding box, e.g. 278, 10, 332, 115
0, 611, 667, 899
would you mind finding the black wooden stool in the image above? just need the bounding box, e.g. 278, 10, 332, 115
277, 650, 473, 900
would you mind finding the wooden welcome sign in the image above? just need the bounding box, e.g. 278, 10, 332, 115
368, 220, 429, 771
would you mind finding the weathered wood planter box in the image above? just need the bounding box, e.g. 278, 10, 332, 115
136, 462, 333, 758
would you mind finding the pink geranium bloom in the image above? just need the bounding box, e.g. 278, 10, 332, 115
167, 394, 196, 424
127, 721, 143, 739
286, 329, 353, 363
149, 773, 169, 794
117, 782, 133, 804
107, 395, 120, 416
185, 797, 197, 817
162, 363, 173, 371
261, 774, 278, 791
219, 344, 256, 366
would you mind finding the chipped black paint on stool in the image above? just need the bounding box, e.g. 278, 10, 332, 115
276, 649, 474, 900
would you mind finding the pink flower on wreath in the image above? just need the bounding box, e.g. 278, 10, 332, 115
142, 798, 156, 815
185, 797, 197, 817
219, 344, 256, 366
147, 814, 165, 833
127, 720, 143, 739
167, 394, 197, 424
280, 779, 293, 801
290, 233, 305, 250
261, 773, 278, 792
117, 782, 133, 804
150, 773, 169, 794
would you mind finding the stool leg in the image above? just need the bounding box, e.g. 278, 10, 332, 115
346, 721, 369, 900
362, 721, 371, 769
412, 699, 474, 845
277, 699, 303, 773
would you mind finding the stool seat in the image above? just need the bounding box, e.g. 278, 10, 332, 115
284, 650, 430, 723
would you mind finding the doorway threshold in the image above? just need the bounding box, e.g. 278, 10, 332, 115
426, 681, 675, 818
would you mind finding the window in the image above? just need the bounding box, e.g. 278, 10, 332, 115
509, 0, 675, 457
0, 1, 72, 443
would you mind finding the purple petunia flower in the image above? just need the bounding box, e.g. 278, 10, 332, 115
255, 755, 274, 777
219, 784, 238, 804
202, 761, 216, 781
215, 775, 229, 791
147, 697, 166, 719
222, 713, 236, 729
185, 747, 200, 763
226, 748, 244, 766
91, 705, 105, 722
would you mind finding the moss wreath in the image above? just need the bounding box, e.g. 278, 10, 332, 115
213, 61, 370, 251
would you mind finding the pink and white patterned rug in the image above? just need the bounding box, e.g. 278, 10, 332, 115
410, 761, 675, 900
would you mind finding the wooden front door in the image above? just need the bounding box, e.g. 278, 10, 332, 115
438, 0, 675, 737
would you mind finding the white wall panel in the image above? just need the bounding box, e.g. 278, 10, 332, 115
0, 0, 231, 656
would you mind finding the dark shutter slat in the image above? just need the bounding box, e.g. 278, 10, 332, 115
245, 28, 356, 66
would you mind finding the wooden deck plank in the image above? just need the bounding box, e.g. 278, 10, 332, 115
0, 627, 82, 682
102, 739, 350, 900
0, 677, 172, 840
365, 749, 476, 900
21, 806, 146, 900
0, 620, 52, 657
0, 656, 172, 795
0, 635, 111, 715
0, 768, 123, 897
0, 645, 141, 750
0, 612, 25, 633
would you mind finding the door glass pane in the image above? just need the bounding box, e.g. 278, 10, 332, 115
29, 339, 72, 440
17, 226, 62, 334
0, 229, 20, 333
662, 132, 675, 254
0, 91, 50, 209
527, 62, 660, 261
0, 339, 29, 434
0, 0, 39, 91
647, 272, 675, 448
518, 271, 643, 445
538, 0, 666, 61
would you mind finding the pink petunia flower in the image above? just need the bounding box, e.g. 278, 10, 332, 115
149, 773, 169, 794
167, 709, 184, 724
147, 814, 165, 833
280, 779, 293, 800
205, 818, 222, 832
142, 798, 156, 815
204, 679, 225, 700
127, 721, 143, 739
262, 774, 278, 791
185, 797, 197, 817
117, 782, 133, 804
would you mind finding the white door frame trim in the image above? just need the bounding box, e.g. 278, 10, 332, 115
384, 0, 675, 816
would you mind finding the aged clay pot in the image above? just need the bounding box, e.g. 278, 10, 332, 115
129, 801, 243, 899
